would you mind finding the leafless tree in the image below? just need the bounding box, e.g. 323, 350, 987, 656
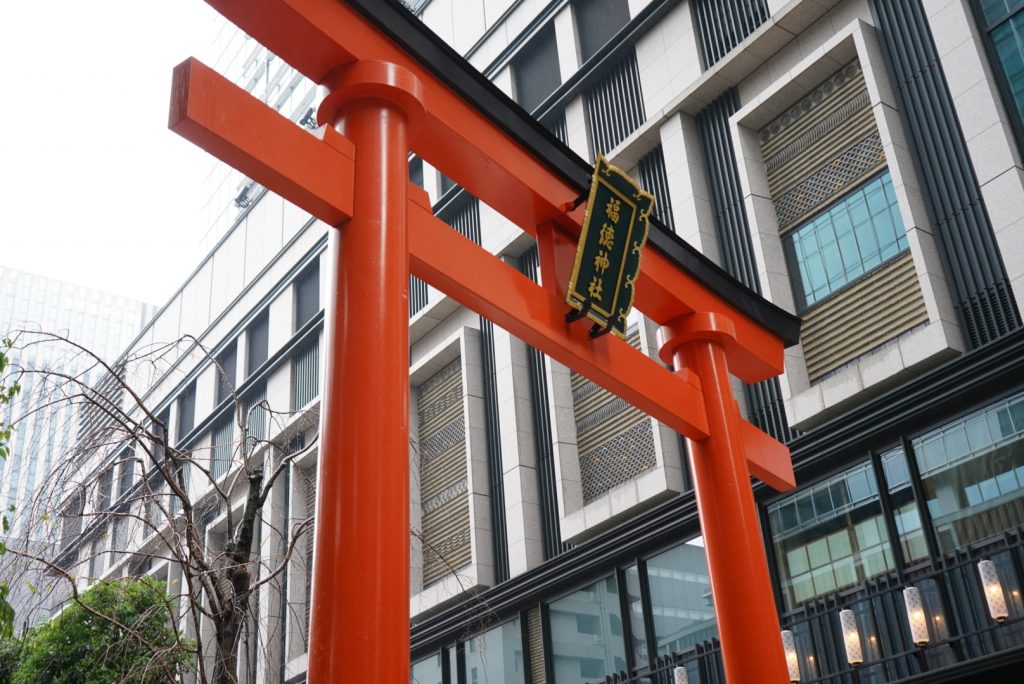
0, 329, 318, 684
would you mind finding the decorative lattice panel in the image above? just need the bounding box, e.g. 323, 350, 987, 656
759, 62, 888, 232
416, 359, 471, 586
772, 134, 886, 231
571, 327, 656, 502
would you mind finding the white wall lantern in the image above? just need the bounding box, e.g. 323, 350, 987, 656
839, 609, 863, 666
978, 559, 1009, 622
903, 585, 930, 646
781, 629, 800, 682
673, 665, 689, 684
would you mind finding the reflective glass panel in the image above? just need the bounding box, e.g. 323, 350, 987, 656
881, 448, 929, 563
646, 537, 717, 657
463, 618, 525, 684
624, 565, 648, 666
992, 12, 1024, 131
782, 172, 908, 311
548, 576, 627, 683
912, 391, 1024, 552
411, 653, 443, 684
769, 462, 894, 610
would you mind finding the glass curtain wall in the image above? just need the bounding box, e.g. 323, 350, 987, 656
463, 619, 525, 684
911, 390, 1024, 552
768, 462, 895, 610
411, 653, 444, 684
546, 536, 715, 681
548, 576, 627, 683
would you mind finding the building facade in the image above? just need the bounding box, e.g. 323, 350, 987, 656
0, 266, 156, 535
41, 0, 1024, 683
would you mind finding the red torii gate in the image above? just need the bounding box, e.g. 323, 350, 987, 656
169, 1, 801, 681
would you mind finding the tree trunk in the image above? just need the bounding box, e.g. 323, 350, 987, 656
213, 618, 241, 684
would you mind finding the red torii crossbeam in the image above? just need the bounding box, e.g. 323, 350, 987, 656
169, 2, 801, 682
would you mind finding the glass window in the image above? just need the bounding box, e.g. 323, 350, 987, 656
769, 462, 895, 610
911, 391, 1024, 553
981, 1, 1024, 137
96, 467, 113, 512
880, 448, 929, 563
548, 576, 627, 683
118, 450, 134, 499
176, 381, 197, 443
463, 618, 525, 684
411, 653, 443, 684
294, 262, 320, 331
246, 310, 269, 377
216, 341, 237, 405
623, 565, 647, 666
645, 537, 717, 658
782, 172, 908, 311
512, 24, 561, 114
573, 0, 630, 63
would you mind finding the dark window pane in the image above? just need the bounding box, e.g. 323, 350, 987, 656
983, 0, 1024, 26
574, 0, 630, 62
118, 451, 134, 498
987, 8, 1024, 142
216, 341, 237, 405
512, 23, 561, 114
294, 262, 320, 330
97, 467, 113, 512
177, 381, 197, 442
246, 310, 269, 376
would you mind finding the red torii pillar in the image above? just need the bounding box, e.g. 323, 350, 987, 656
310, 62, 423, 682
168, 3, 798, 681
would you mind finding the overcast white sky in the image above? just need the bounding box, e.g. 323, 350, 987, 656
0, 1, 229, 308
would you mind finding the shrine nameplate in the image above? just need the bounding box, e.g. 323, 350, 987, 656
565, 154, 654, 339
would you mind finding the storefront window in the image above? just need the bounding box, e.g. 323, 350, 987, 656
645, 538, 716, 657
912, 391, 1024, 552
463, 619, 525, 684
548, 576, 627, 683
769, 462, 895, 610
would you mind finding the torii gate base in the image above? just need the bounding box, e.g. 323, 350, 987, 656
168, 3, 799, 680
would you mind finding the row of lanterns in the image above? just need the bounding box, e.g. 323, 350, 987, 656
780, 559, 1011, 682
674, 559, 1012, 684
